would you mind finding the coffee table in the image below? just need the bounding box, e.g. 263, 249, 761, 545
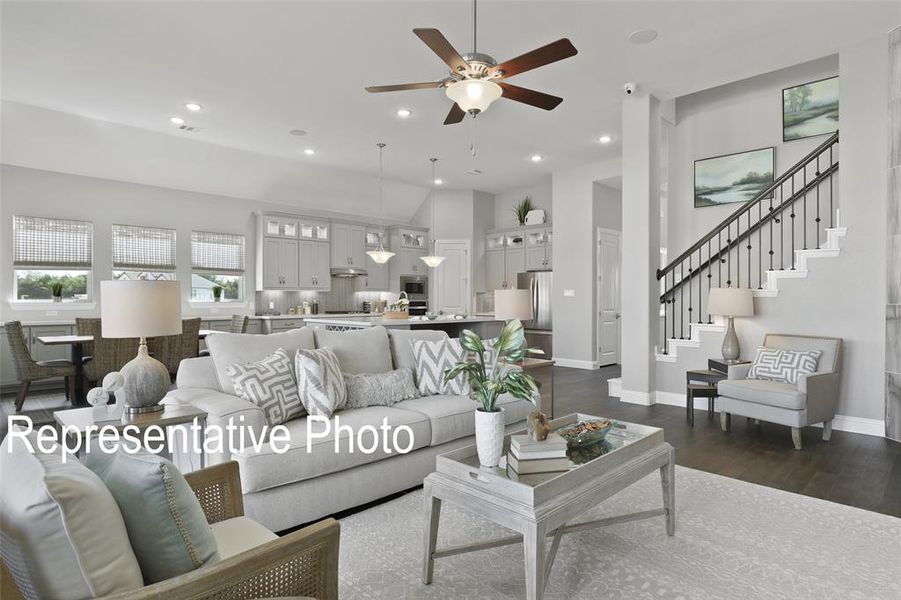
422, 413, 675, 600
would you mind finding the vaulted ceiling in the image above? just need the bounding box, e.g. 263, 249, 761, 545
2, 1, 898, 216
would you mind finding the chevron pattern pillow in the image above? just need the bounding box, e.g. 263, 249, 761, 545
225, 348, 304, 425
295, 347, 347, 417
411, 338, 471, 396
748, 347, 822, 385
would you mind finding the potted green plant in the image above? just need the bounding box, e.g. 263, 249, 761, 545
444, 319, 543, 467
50, 282, 64, 303
212, 285, 223, 302
513, 196, 534, 226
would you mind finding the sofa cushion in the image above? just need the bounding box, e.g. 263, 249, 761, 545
394, 393, 534, 446
226, 348, 305, 425
387, 328, 448, 372
0, 431, 143, 600
84, 449, 220, 584
176, 356, 222, 391
207, 327, 315, 392
296, 347, 347, 417
232, 406, 431, 493
313, 326, 393, 374
210, 516, 278, 559
717, 378, 807, 410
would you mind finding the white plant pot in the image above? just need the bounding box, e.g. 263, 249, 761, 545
474, 407, 505, 468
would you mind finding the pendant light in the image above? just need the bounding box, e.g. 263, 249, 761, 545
367, 142, 395, 264
421, 157, 446, 268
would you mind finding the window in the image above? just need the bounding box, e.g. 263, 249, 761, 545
112, 224, 176, 282
191, 231, 245, 302
13, 216, 92, 302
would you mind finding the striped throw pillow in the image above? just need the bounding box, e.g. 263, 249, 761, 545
295, 347, 347, 417
748, 347, 821, 385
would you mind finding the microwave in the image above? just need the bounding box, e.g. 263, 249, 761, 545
400, 276, 428, 299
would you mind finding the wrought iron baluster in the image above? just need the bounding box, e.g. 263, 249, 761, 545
688, 254, 693, 327
790, 174, 796, 270
718, 231, 722, 287
671, 273, 676, 341
726, 223, 732, 286
707, 240, 713, 322
747, 209, 752, 289
758, 201, 763, 289
803, 164, 808, 250
680, 263, 685, 339
769, 190, 774, 271
698, 248, 703, 324
780, 185, 784, 270
815, 155, 822, 249
829, 145, 834, 228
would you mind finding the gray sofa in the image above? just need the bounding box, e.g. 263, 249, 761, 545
164, 326, 534, 532
717, 333, 843, 450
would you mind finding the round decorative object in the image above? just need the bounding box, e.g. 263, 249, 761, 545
86, 387, 109, 407
102, 371, 125, 392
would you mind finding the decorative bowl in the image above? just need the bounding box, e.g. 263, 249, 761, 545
554, 418, 616, 464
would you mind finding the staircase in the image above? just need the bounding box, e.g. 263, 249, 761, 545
655, 132, 841, 361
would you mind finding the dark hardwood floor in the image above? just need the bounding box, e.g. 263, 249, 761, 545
545, 365, 901, 518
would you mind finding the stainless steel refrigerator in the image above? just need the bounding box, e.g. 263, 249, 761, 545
517, 271, 553, 357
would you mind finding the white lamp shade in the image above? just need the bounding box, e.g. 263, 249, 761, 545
707, 287, 754, 317
101, 280, 182, 338
445, 79, 503, 113
494, 289, 533, 321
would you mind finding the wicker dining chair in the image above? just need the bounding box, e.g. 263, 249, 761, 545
149, 318, 201, 377
3, 321, 76, 412
75, 318, 139, 387
199, 315, 249, 357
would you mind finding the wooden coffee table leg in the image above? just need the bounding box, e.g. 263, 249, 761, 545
422, 482, 441, 585
660, 448, 676, 536
523, 522, 546, 600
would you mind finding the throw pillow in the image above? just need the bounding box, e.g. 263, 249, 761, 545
84, 449, 220, 584
411, 338, 471, 396
225, 348, 304, 425
207, 327, 315, 393
748, 346, 822, 384
0, 429, 144, 600
295, 347, 347, 417
344, 368, 420, 409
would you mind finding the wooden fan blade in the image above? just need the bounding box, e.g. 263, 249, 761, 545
365, 81, 444, 93
491, 38, 577, 80
414, 28, 468, 74
499, 83, 563, 110
443, 103, 465, 125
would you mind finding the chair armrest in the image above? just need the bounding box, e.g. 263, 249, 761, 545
798, 371, 841, 424
184, 461, 244, 523
728, 363, 752, 380
100, 518, 340, 600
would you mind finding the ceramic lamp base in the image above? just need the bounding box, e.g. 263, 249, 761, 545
721, 317, 741, 362
120, 339, 169, 414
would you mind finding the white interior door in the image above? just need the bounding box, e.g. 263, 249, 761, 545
597, 228, 621, 366
434, 239, 471, 314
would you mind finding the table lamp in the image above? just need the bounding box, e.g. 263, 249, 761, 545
101, 280, 182, 414
707, 287, 754, 362
494, 288, 533, 322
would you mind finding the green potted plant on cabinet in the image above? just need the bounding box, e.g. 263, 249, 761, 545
513, 196, 535, 226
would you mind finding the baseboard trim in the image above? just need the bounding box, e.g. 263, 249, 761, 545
607, 377, 622, 398
553, 358, 599, 370
619, 389, 654, 406
653, 390, 886, 438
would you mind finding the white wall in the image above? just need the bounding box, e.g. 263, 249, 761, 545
593, 182, 622, 231
669, 55, 839, 258
493, 180, 552, 229
472, 191, 495, 294
655, 38, 888, 422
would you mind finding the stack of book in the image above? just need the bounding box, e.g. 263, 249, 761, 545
506, 433, 570, 484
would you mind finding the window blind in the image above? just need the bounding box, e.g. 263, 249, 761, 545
13, 216, 93, 268
191, 231, 245, 274
112, 224, 177, 271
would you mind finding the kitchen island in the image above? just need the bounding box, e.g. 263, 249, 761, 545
303, 315, 504, 337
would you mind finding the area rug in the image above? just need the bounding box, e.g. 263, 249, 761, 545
338, 466, 901, 599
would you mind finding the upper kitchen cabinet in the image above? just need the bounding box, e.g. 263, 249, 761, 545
331, 223, 367, 269
263, 216, 299, 238
361, 229, 390, 290
484, 228, 527, 290
260, 237, 299, 289
299, 218, 329, 242
525, 228, 553, 271
395, 227, 429, 250
299, 240, 330, 290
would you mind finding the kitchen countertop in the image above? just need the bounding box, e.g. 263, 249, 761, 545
303, 315, 501, 328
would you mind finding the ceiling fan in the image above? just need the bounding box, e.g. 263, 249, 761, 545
365, 0, 577, 125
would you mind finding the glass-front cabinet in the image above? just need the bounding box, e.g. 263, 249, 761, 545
299, 218, 329, 242
486, 232, 507, 251
525, 227, 552, 271
265, 217, 299, 238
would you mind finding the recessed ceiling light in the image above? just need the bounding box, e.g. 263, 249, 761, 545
304, 148, 316, 156
288, 129, 307, 136
169, 116, 185, 125
396, 108, 412, 118
433, 178, 444, 185
599, 135, 613, 144
628, 29, 658, 44
530, 154, 543, 163
184, 103, 203, 112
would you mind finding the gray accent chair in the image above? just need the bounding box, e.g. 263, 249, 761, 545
716, 333, 842, 450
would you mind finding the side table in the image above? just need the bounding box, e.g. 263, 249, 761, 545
685, 359, 750, 426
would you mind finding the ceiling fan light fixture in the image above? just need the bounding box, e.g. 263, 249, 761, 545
445, 79, 502, 113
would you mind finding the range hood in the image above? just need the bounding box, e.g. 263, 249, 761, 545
330, 267, 368, 278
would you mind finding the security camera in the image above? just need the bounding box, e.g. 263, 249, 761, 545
624, 82, 638, 96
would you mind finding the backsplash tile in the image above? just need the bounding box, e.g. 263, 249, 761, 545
255, 278, 395, 315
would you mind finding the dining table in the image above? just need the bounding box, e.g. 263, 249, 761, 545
36, 330, 216, 406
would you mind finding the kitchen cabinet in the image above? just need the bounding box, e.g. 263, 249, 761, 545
360, 229, 390, 290
331, 224, 366, 269
299, 218, 329, 242
300, 240, 331, 290
485, 231, 526, 290
526, 228, 552, 270
486, 251, 506, 291
263, 216, 299, 238
398, 248, 427, 275
262, 238, 299, 289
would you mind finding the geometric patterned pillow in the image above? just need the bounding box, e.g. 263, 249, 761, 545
411, 338, 471, 397
295, 347, 347, 418
225, 348, 304, 425
748, 346, 822, 385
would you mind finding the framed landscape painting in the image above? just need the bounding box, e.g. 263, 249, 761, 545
694, 147, 775, 208
783, 76, 839, 141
